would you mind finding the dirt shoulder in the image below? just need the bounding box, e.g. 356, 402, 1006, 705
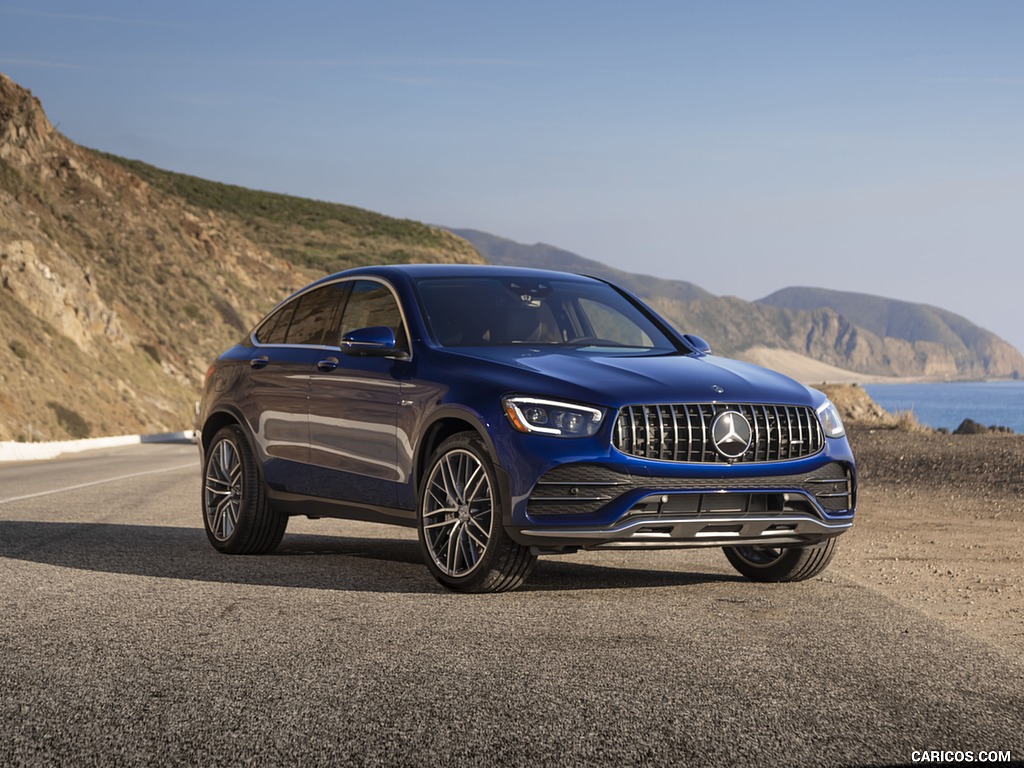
836, 425, 1024, 658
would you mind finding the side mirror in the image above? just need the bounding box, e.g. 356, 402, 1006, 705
682, 334, 712, 355
340, 326, 407, 358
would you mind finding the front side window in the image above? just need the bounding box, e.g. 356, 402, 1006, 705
336, 280, 408, 351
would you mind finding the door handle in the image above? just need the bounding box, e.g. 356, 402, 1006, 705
250, 356, 270, 370
317, 357, 340, 372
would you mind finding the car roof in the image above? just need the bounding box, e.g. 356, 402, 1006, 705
319, 263, 601, 284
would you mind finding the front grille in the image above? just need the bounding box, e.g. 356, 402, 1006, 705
612, 403, 824, 464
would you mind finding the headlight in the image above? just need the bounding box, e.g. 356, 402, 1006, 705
816, 399, 846, 438
502, 396, 605, 437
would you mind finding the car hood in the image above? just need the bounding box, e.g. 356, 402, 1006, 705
440, 347, 815, 408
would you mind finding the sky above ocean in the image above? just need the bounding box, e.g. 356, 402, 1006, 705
2, 1, 1022, 354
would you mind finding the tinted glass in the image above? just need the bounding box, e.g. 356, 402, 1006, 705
576, 298, 655, 347
285, 284, 346, 346
337, 280, 408, 350
415, 277, 677, 353
255, 300, 298, 345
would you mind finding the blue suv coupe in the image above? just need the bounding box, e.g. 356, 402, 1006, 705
199, 265, 856, 592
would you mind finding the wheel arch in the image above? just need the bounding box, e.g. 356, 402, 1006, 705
416, 412, 487, 486
200, 406, 250, 462
413, 408, 512, 523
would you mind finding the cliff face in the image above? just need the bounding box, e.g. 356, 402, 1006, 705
650, 295, 1022, 380
0, 74, 307, 440
758, 287, 1024, 379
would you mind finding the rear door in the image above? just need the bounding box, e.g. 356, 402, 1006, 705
242, 283, 345, 496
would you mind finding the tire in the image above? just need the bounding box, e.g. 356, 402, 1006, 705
417, 433, 536, 593
723, 538, 838, 582
202, 425, 287, 554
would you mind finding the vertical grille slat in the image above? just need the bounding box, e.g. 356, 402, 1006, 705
699, 404, 710, 462
772, 406, 783, 461
669, 404, 679, 462
612, 402, 823, 464
784, 407, 794, 460
684, 405, 695, 462
644, 405, 652, 458
757, 405, 769, 462
659, 405, 667, 460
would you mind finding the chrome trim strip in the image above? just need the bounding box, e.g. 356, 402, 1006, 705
528, 496, 610, 503
519, 514, 852, 541
249, 275, 414, 361
534, 480, 631, 487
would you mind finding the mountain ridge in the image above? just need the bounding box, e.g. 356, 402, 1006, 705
447, 228, 712, 304
759, 286, 998, 351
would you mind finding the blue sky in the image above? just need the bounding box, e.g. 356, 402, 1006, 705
2, 1, 1023, 356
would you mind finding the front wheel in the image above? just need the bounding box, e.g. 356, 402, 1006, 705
417, 433, 536, 593
723, 539, 838, 582
202, 425, 287, 554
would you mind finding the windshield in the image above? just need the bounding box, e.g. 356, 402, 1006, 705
415, 276, 679, 354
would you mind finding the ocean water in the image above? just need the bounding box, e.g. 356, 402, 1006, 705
863, 380, 1024, 434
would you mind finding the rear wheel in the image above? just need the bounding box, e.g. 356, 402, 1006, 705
723, 539, 838, 582
202, 425, 287, 554
417, 433, 536, 593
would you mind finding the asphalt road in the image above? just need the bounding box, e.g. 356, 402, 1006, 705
1, 444, 1021, 767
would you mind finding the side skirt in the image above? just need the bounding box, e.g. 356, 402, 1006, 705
267, 490, 417, 528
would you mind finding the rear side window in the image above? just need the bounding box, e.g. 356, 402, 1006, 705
254, 283, 348, 346
254, 300, 297, 345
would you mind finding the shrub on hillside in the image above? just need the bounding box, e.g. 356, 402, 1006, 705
47, 402, 91, 439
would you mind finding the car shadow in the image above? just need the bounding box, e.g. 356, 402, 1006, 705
0, 520, 741, 594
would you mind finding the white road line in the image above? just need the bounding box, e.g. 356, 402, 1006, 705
0, 462, 198, 505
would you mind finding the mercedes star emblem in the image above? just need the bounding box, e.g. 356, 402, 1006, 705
710, 410, 752, 460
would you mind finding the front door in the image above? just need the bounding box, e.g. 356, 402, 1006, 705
307, 279, 410, 512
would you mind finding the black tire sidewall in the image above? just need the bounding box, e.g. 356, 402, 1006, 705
723, 539, 837, 582
202, 425, 276, 554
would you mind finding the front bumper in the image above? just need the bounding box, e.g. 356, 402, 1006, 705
506, 459, 856, 551
517, 513, 851, 551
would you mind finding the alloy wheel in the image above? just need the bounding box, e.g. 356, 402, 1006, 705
731, 545, 786, 568
204, 437, 243, 542
421, 448, 494, 577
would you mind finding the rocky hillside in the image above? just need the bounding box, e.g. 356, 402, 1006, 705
109, 156, 481, 277
759, 287, 1023, 379
460, 229, 1024, 380
0, 74, 479, 441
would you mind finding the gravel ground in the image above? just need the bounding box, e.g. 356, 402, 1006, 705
837, 425, 1024, 658
1, 439, 1023, 766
